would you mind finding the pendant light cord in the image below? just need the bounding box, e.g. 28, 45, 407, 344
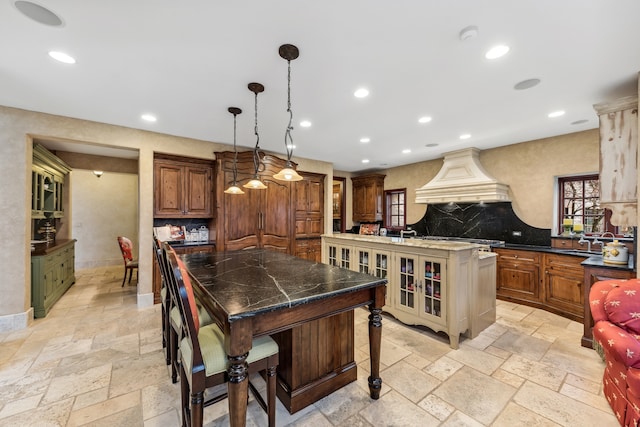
232, 112, 239, 183
284, 58, 294, 164
252, 89, 262, 175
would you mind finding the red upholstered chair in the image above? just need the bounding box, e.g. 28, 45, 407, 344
117, 236, 138, 287
590, 278, 640, 427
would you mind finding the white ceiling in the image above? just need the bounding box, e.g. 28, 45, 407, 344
2, 1, 639, 171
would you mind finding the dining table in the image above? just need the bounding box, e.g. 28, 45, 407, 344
180, 248, 387, 427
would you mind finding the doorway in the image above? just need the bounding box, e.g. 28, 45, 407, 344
332, 177, 346, 233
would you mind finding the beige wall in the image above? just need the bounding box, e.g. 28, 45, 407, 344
382, 129, 600, 229
71, 170, 139, 269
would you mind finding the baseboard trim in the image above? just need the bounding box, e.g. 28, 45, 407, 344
0, 307, 34, 332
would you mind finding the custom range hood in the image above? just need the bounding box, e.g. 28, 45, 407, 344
415, 147, 510, 204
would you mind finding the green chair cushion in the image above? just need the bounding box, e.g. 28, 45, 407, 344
181, 323, 278, 376
170, 304, 213, 330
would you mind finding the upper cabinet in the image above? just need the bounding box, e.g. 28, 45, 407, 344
593, 96, 638, 226
351, 174, 385, 223
32, 144, 72, 219
294, 172, 325, 237
154, 154, 214, 218
214, 151, 293, 253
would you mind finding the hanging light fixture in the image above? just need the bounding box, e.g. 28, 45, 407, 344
273, 44, 303, 182
243, 82, 268, 190
224, 107, 245, 195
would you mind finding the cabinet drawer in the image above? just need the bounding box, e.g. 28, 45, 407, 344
494, 249, 540, 264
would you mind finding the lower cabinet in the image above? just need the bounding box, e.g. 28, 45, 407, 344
31, 240, 76, 318
495, 249, 541, 303
323, 235, 495, 349
494, 248, 588, 322
294, 238, 322, 263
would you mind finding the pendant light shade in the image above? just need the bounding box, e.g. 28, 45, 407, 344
224, 107, 245, 195
273, 44, 303, 182
243, 82, 268, 189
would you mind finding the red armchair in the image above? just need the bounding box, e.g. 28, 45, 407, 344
590, 278, 640, 427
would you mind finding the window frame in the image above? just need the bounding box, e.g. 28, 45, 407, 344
384, 188, 406, 231
557, 174, 618, 236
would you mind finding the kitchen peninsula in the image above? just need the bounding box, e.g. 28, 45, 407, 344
322, 233, 497, 349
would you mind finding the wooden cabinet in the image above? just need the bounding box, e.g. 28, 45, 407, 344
594, 96, 638, 226
293, 172, 325, 263
581, 263, 635, 348
31, 240, 76, 318
215, 151, 292, 253
32, 144, 71, 219
543, 254, 585, 321
495, 248, 590, 323
324, 234, 493, 348
495, 248, 541, 303
154, 155, 214, 218
351, 174, 385, 223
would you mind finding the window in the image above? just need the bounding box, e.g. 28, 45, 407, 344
385, 189, 406, 230
558, 174, 616, 235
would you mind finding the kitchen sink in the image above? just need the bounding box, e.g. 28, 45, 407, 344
556, 249, 602, 256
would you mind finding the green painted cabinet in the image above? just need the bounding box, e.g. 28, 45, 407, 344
31, 240, 76, 318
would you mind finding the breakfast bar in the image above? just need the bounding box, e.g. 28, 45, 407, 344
180, 249, 387, 426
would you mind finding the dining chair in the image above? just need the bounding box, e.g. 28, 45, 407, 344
164, 246, 279, 427
157, 243, 215, 383
153, 237, 172, 365
117, 236, 138, 287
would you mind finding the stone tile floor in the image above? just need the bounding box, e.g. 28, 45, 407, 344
0, 265, 617, 426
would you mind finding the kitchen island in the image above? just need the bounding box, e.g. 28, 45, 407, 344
180, 249, 387, 422
322, 233, 496, 349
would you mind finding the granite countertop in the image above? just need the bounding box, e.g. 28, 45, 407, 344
323, 233, 480, 251
180, 249, 387, 321
501, 243, 634, 271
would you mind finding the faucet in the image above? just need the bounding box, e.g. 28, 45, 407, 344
400, 229, 417, 240
600, 232, 615, 240
578, 234, 592, 252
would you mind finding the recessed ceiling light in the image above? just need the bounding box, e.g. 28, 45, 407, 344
459, 134, 471, 140
362, 159, 370, 164
514, 78, 541, 90
48, 51, 75, 64
141, 114, 157, 122
548, 110, 565, 118
571, 119, 589, 125
354, 88, 369, 98
299, 120, 311, 127
402, 149, 411, 154
15, 1, 63, 27
485, 45, 510, 59
425, 143, 439, 148
418, 116, 432, 124
360, 137, 370, 143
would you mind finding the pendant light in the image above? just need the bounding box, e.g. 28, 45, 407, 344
273, 44, 303, 182
224, 107, 245, 195
243, 82, 268, 190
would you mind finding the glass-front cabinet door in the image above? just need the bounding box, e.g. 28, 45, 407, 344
395, 253, 419, 316
421, 257, 446, 323
326, 243, 353, 269
356, 248, 371, 274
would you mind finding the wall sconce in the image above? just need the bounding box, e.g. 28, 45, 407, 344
273, 44, 303, 182
93, 170, 103, 178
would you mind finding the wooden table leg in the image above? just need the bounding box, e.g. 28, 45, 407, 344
368, 286, 385, 399
227, 352, 249, 427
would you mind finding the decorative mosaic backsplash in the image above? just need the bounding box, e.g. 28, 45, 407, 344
408, 202, 551, 246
